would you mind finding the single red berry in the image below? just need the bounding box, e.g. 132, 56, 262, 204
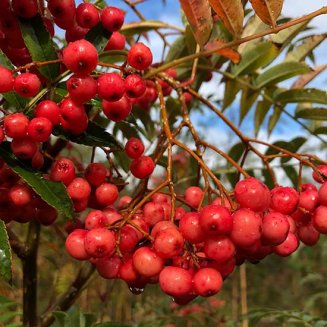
85, 162, 107, 186
103, 207, 122, 225
97, 72, 125, 102
12, 0, 38, 18
50, 158, 76, 185
130, 155, 155, 179
298, 222, 320, 246
125, 137, 145, 159
179, 212, 205, 244
95, 183, 119, 206
118, 195, 132, 209
212, 197, 232, 209
65, 24, 89, 43
193, 268, 223, 297
270, 186, 299, 215
85, 210, 109, 230
151, 221, 177, 238
0, 66, 14, 93
318, 182, 327, 206
96, 255, 121, 279
14, 73, 41, 98
312, 205, 327, 234
102, 96, 132, 122
65, 229, 89, 260
104, 31, 126, 51
84, 228, 116, 258
27, 117, 53, 142
0, 128, 5, 143
101, 6, 125, 32
127, 43, 153, 70
34, 100, 61, 126
312, 165, 327, 183
67, 177, 91, 201
76, 3, 99, 29
119, 225, 139, 254
66, 74, 97, 104
183, 92, 193, 106
11, 137, 38, 159
125, 74, 146, 98
234, 177, 270, 212
184, 186, 203, 208
274, 232, 299, 257
143, 202, 165, 227
118, 258, 139, 284
133, 247, 164, 277
298, 189, 319, 212
4, 113, 29, 138
154, 227, 184, 259
9, 184, 33, 206
204, 236, 235, 264
175, 207, 186, 220
63, 39, 98, 76
0, 12, 25, 48
48, 0, 76, 29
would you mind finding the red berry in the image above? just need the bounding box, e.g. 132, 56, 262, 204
101, 6, 125, 32
204, 236, 235, 264
125, 74, 146, 98
96, 255, 121, 279
65, 24, 89, 43
312, 205, 327, 234
212, 197, 232, 209
193, 268, 223, 297
199, 205, 233, 236
104, 31, 126, 51
118, 258, 139, 284
127, 43, 153, 70
67, 177, 91, 201
0, 128, 5, 144
151, 221, 177, 238
34, 100, 61, 126
159, 267, 193, 297
27, 117, 53, 142
298, 189, 319, 212
133, 247, 164, 277
270, 186, 299, 215
179, 212, 205, 244
36, 201, 58, 226
318, 182, 327, 206
102, 95, 131, 122
85, 162, 107, 186
66, 74, 97, 104
143, 202, 165, 227
234, 177, 270, 212
312, 165, 327, 183
85, 210, 109, 230
301, 183, 317, 192
274, 232, 299, 257
11, 137, 38, 159
125, 137, 145, 159
76, 3, 99, 29
84, 228, 116, 258
154, 227, 184, 259
130, 156, 155, 179
119, 225, 139, 254
14, 73, 41, 98
118, 195, 132, 209
63, 39, 98, 76
9, 184, 33, 206
4, 113, 29, 138
298, 222, 320, 246
50, 158, 76, 185
12, 0, 38, 18
97, 72, 125, 102
48, 0, 76, 29
0, 66, 14, 93
65, 229, 89, 260
95, 183, 119, 206
184, 186, 203, 208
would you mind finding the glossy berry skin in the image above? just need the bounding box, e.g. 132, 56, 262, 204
318, 182, 327, 206
67, 178, 91, 201
274, 232, 299, 257
0, 66, 14, 93
104, 31, 126, 51
96, 255, 121, 279
85, 163, 107, 186
4, 113, 29, 138
298, 222, 320, 246
85, 210, 108, 230
154, 227, 184, 259
65, 24, 89, 43
234, 177, 270, 212
159, 267, 193, 297
133, 247, 164, 277
50, 158, 76, 186
179, 212, 205, 244
130, 156, 155, 179
76, 3, 99, 29
270, 186, 299, 215
125, 137, 145, 159
204, 236, 235, 264
27, 117, 53, 142
231, 208, 262, 247
65, 229, 90, 260
35, 100, 61, 126
193, 268, 223, 297
95, 183, 119, 206
102, 96, 131, 122
63, 40, 98, 76
125, 74, 146, 98
97, 73, 125, 102
127, 43, 153, 70
12, 0, 38, 18
14, 73, 41, 98
184, 186, 203, 208
312, 165, 327, 183
101, 6, 125, 32
298, 189, 319, 212
312, 206, 327, 234
66, 75, 97, 104
118, 258, 139, 284
261, 211, 290, 246
143, 202, 165, 226
199, 205, 233, 236
11, 138, 38, 159
48, 0, 76, 29
9, 184, 33, 206
119, 225, 139, 254
84, 228, 116, 258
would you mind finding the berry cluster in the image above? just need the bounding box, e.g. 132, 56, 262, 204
64, 169, 327, 303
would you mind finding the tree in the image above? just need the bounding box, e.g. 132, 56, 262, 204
0, 0, 326, 326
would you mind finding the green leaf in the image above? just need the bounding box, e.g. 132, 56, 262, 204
274, 88, 327, 105
267, 106, 282, 136
285, 34, 326, 62
85, 23, 111, 53
53, 122, 122, 149
53, 311, 70, 327
314, 126, 327, 135
0, 143, 73, 219
165, 36, 188, 63
231, 41, 279, 77
254, 99, 271, 136
222, 78, 241, 110
295, 107, 327, 120
228, 142, 246, 163
283, 165, 298, 187
254, 62, 311, 88
98, 50, 127, 64
272, 21, 308, 48
113, 151, 130, 173
281, 137, 306, 163
122, 21, 178, 36
19, 15, 59, 80
239, 87, 259, 124
0, 222, 12, 285
80, 312, 96, 327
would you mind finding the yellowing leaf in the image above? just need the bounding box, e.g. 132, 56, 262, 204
249, 0, 283, 27
205, 40, 241, 63
208, 0, 244, 36
180, 0, 213, 47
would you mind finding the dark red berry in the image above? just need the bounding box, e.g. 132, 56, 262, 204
85, 162, 107, 186
102, 95, 131, 122
76, 3, 99, 29
0, 65, 14, 93
97, 72, 125, 102
104, 31, 126, 51
125, 74, 146, 98
11, 137, 38, 159
50, 158, 76, 185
